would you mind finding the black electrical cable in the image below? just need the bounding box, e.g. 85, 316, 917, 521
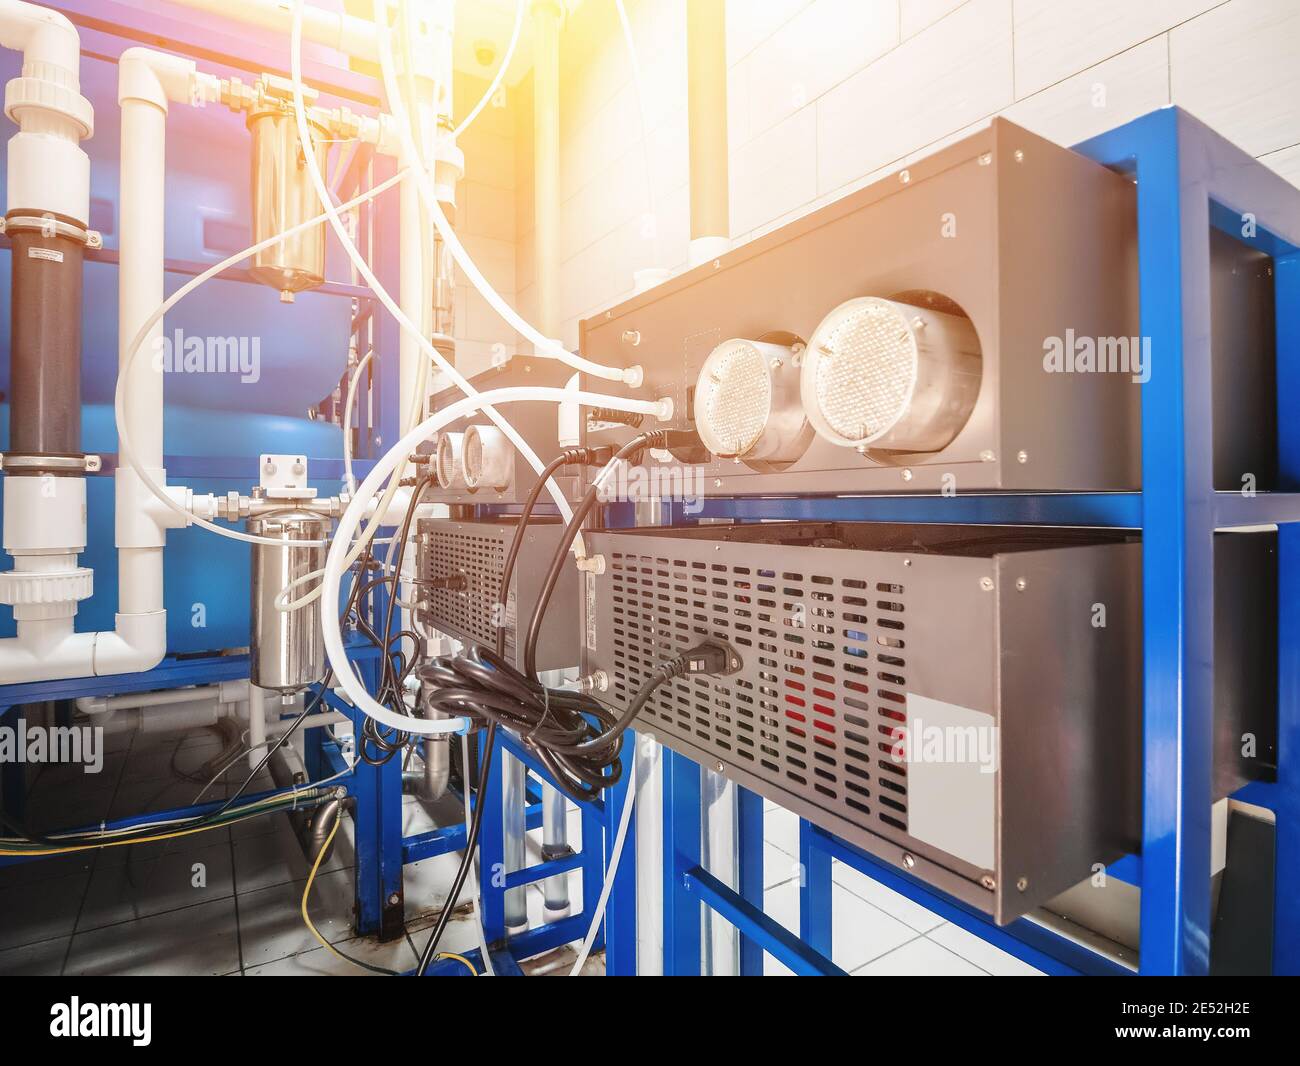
523, 432, 663, 677
354, 474, 436, 767
413, 448, 576, 977
0, 672, 336, 851
413, 442, 730, 977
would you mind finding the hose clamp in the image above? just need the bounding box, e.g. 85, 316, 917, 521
0, 214, 101, 248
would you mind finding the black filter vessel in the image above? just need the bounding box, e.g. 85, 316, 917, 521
7, 210, 85, 472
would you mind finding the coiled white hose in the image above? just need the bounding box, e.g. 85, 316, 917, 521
113, 170, 408, 551
320, 385, 668, 737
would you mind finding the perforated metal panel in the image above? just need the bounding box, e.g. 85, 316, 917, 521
607, 545, 914, 839
415, 518, 581, 671
582, 522, 1145, 923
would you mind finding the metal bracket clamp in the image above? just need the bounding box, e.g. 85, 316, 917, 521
0, 214, 102, 249
0, 453, 101, 474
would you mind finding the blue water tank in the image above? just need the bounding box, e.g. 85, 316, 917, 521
0, 49, 355, 654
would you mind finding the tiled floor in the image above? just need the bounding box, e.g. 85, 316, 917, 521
760, 801, 1043, 975
1, 722, 1040, 976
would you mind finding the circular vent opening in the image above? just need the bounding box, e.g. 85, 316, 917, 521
800, 296, 981, 453
461, 425, 511, 492
694, 338, 810, 467
436, 432, 465, 489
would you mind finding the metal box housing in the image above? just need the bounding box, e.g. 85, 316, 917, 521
415, 517, 580, 672
579, 119, 1142, 493
422, 355, 584, 506
581, 523, 1278, 924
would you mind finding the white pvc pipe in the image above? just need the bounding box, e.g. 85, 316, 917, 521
533, 0, 561, 339
398, 174, 426, 443
165, 0, 380, 60
0, 40, 195, 682
77, 684, 232, 715
248, 685, 270, 771
368, 2, 642, 387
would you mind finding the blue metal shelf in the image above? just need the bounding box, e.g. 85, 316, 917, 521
646, 107, 1300, 977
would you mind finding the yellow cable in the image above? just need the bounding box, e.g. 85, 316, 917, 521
301, 808, 352, 965
434, 952, 478, 977
0, 796, 294, 856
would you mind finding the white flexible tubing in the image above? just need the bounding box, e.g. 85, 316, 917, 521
342, 346, 375, 495
450, 0, 523, 142
288, 6, 577, 542
321, 386, 668, 738
112, 170, 408, 550
340, 5, 515, 499
462, 732, 496, 977
569, 746, 637, 975
370, 3, 641, 387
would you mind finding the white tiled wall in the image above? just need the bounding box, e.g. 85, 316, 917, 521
452, 70, 522, 377
511, 0, 1300, 351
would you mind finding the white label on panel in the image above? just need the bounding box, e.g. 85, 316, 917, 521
902, 693, 997, 871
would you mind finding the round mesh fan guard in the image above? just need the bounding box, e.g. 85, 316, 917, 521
810, 299, 917, 445
436, 432, 463, 488
695, 339, 775, 457
464, 431, 483, 485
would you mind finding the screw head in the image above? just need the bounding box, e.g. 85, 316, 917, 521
980, 576, 994, 591
715, 761, 725, 774
1015, 577, 1027, 591
1016, 876, 1029, 892
1016, 450, 1028, 464
899, 169, 911, 184
1013, 149, 1025, 163
387, 892, 401, 906
981, 875, 996, 890
902, 852, 916, 869
901, 468, 914, 481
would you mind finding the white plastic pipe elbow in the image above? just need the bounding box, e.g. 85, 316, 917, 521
0, 0, 80, 78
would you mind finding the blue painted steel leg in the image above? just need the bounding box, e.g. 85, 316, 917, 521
350, 655, 405, 940
1133, 107, 1214, 977
1275, 524, 1300, 974
580, 791, 607, 957
737, 786, 765, 975
478, 731, 508, 944
1080, 107, 1215, 976
662, 748, 702, 975
601, 738, 638, 974
1273, 248, 1300, 974
799, 817, 833, 963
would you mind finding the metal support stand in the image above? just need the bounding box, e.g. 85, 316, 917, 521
646, 107, 1300, 977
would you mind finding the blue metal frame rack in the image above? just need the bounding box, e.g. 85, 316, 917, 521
642, 107, 1300, 977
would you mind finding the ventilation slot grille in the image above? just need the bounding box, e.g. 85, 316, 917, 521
418, 526, 512, 653
608, 552, 911, 838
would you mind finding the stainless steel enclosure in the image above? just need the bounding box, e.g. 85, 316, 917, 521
579, 119, 1143, 493
415, 517, 581, 671
249, 508, 329, 691
581, 522, 1277, 924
